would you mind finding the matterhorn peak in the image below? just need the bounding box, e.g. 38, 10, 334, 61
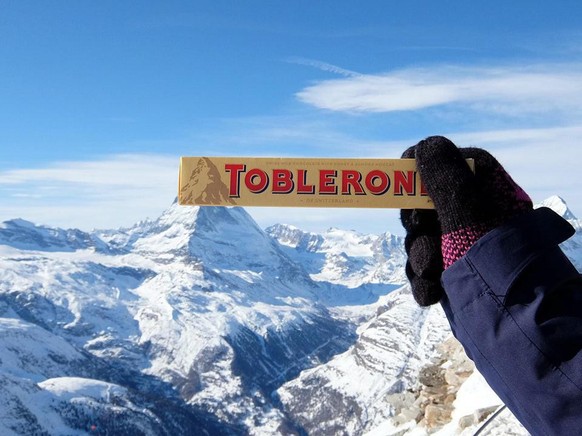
127, 201, 274, 263
156, 200, 258, 231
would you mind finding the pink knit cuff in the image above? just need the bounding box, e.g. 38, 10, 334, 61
441, 223, 490, 269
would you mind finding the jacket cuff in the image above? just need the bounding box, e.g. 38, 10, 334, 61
442, 207, 575, 312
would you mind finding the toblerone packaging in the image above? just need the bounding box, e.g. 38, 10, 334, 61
178, 157, 474, 209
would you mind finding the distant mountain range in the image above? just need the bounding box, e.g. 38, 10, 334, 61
0, 196, 578, 435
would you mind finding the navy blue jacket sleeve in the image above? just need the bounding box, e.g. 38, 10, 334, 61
440, 207, 582, 436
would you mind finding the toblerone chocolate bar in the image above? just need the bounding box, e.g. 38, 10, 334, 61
178, 157, 474, 209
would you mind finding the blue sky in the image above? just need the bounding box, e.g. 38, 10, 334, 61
1, 1, 582, 235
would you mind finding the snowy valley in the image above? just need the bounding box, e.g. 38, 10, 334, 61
0, 196, 579, 435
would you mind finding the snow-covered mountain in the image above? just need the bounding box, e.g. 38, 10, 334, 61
274, 198, 582, 435
266, 224, 406, 288
537, 196, 582, 270
537, 195, 580, 224
0, 218, 113, 253
0, 197, 578, 434
277, 287, 451, 435
0, 201, 395, 434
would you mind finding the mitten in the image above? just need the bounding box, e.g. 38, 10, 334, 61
401, 136, 533, 306
400, 145, 444, 306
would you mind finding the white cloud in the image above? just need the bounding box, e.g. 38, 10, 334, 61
445, 126, 582, 214
0, 154, 179, 230
0, 152, 406, 235
292, 61, 582, 225
0, 154, 176, 187
0, 133, 578, 237
296, 63, 582, 117
285, 57, 362, 77
0, 61, 582, 234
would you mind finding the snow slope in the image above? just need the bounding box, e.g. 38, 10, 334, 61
0, 202, 402, 434
0, 196, 577, 434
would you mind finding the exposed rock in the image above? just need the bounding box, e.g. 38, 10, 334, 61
458, 405, 500, 430
410, 337, 475, 432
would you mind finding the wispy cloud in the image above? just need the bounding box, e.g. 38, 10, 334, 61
0, 154, 176, 187
286, 57, 362, 77
447, 125, 582, 205
185, 114, 410, 158
0, 154, 179, 230
2, 68, 582, 236
296, 63, 582, 119
0, 129, 579, 237
0, 150, 405, 235
250, 125, 582, 234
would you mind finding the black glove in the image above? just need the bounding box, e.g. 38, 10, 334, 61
401, 136, 533, 306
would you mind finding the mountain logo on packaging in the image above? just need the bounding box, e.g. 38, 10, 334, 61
179, 157, 236, 205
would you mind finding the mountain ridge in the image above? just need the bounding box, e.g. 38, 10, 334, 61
0, 197, 578, 434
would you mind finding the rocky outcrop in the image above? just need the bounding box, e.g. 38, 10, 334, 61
397, 337, 526, 435
413, 337, 475, 430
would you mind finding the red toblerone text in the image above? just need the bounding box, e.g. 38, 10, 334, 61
224, 165, 428, 198
177, 156, 467, 209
